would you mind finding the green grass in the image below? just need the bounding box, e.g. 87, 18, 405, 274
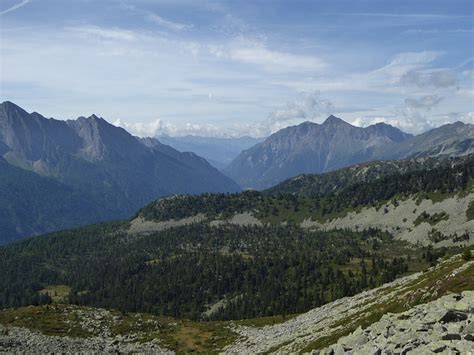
413, 211, 449, 227
466, 200, 474, 221
0, 304, 237, 354
0, 305, 92, 338
38, 285, 71, 303
234, 313, 299, 327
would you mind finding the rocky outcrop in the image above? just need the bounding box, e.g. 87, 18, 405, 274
320, 291, 474, 354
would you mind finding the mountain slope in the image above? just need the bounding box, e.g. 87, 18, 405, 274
135, 155, 474, 248
0, 254, 472, 353
0, 101, 240, 243
266, 157, 452, 197
157, 134, 264, 170
0, 158, 105, 244
226, 116, 474, 190
224, 116, 411, 189
379, 121, 474, 160
224, 255, 474, 353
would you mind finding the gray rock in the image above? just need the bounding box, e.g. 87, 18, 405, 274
439, 310, 468, 323
442, 333, 462, 340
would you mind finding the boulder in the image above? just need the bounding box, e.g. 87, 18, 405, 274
439, 310, 468, 323
441, 333, 462, 341
463, 322, 474, 334
429, 341, 447, 353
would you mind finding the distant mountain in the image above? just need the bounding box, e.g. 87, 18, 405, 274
378, 121, 474, 160
0, 101, 240, 244
224, 116, 412, 189
157, 134, 265, 170
265, 157, 457, 197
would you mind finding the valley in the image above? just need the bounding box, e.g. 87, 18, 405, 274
2, 1, 474, 353
1, 153, 473, 353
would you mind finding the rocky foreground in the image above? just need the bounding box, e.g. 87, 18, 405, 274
224, 256, 474, 353
0, 323, 169, 353
319, 291, 474, 354
0, 306, 171, 354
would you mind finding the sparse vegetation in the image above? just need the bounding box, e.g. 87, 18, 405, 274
466, 200, 474, 221
463, 247, 472, 260
413, 211, 449, 226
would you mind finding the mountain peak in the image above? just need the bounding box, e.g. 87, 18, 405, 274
1, 101, 28, 115
322, 115, 349, 126
1, 101, 18, 108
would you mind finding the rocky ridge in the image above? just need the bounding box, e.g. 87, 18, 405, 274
319, 291, 474, 354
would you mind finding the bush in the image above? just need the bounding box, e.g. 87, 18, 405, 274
462, 248, 472, 261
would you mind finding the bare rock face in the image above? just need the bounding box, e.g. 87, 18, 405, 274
320, 291, 474, 355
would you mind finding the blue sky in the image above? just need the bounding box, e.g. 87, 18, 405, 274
0, 0, 473, 137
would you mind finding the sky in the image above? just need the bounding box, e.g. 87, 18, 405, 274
0, 0, 473, 138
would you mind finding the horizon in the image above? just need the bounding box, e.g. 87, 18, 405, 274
1, 0, 473, 138
3, 99, 473, 139
0, 100, 473, 139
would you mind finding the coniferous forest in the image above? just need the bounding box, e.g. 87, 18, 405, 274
0, 222, 434, 320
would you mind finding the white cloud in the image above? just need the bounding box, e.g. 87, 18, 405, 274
272, 51, 443, 94
350, 116, 415, 131
268, 91, 334, 123
401, 69, 457, 88
158, 122, 226, 137
404, 95, 444, 110
230, 46, 325, 72
146, 13, 192, 31
209, 39, 325, 73
460, 112, 474, 124
351, 110, 434, 133
0, 0, 30, 16
404, 28, 474, 35
114, 119, 163, 138
68, 25, 138, 41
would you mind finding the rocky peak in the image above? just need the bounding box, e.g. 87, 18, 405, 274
322, 115, 352, 127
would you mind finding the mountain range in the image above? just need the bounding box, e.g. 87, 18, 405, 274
0, 101, 239, 244
2, 101, 474, 244
157, 134, 265, 170
224, 115, 474, 189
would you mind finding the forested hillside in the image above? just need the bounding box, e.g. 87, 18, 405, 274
0, 158, 105, 244
0, 222, 440, 320
138, 156, 474, 225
